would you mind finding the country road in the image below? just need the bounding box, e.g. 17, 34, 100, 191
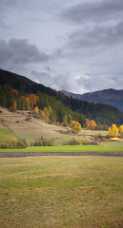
0, 151, 123, 158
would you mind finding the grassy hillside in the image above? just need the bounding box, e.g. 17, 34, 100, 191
0, 128, 18, 145
0, 107, 106, 146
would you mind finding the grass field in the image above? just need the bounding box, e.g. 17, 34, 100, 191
0, 141, 123, 153
0, 156, 123, 227
0, 128, 18, 145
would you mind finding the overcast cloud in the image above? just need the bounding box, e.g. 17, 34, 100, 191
0, 0, 123, 93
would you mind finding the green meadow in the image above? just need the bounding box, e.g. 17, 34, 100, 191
0, 141, 123, 153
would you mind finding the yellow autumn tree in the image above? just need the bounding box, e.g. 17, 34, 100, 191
40, 107, 50, 122
32, 106, 39, 114
70, 120, 81, 133
25, 97, 31, 110
40, 106, 54, 123
108, 124, 119, 138
119, 125, 123, 138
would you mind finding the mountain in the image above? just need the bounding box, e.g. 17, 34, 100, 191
0, 69, 57, 96
62, 89, 123, 112
80, 89, 123, 112
0, 69, 123, 125
61, 90, 81, 100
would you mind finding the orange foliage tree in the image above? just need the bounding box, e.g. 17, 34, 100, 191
9, 100, 17, 112
28, 94, 39, 109
20, 94, 39, 110
85, 119, 97, 130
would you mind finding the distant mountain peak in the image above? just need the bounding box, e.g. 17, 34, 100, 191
81, 89, 123, 112
62, 88, 123, 112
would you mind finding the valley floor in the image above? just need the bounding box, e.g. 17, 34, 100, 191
0, 141, 123, 154
0, 156, 123, 228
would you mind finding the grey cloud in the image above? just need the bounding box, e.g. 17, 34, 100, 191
31, 70, 82, 92
31, 70, 63, 90
31, 70, 53, 85
0, 39, 49, 69
77, 73, 123, 92
68, 21, 123, 50
31, 68, 123, 93
0, 0, 65, 14
62, 0, 123, 24
0, 0, 14, 10
0, 0, 123, 93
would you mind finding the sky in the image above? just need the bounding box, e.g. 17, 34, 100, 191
0, 0, 123, 93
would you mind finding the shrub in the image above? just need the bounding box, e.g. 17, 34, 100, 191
68, 137, 82, 145
63, 114, 72, 126
32, 136, 53, 146
70, 121, 81, 134
108, 124, 119, 138
16, 139, 28, 148
84, 119, 97, 130
68, 136, 100, 145
119, 125, 123, 138
0, 139, 27, 148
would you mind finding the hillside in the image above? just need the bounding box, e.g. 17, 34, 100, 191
63, 89, 123, 112
0, 107, 106, 146
81, 89, 123, 112
0, 69, 56, 96
0, 69, 123, 124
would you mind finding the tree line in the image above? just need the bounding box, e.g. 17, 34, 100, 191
0, 86, 85, 125
0, 86, 99, 132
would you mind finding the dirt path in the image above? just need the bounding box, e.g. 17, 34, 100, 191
0, 151, 123, 158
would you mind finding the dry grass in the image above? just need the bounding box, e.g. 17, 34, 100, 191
0, 107, 106, 145
0, 156, 123, 227
0, 128, 18, 145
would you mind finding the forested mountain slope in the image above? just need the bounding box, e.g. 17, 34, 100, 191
0, 69, 122, 124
